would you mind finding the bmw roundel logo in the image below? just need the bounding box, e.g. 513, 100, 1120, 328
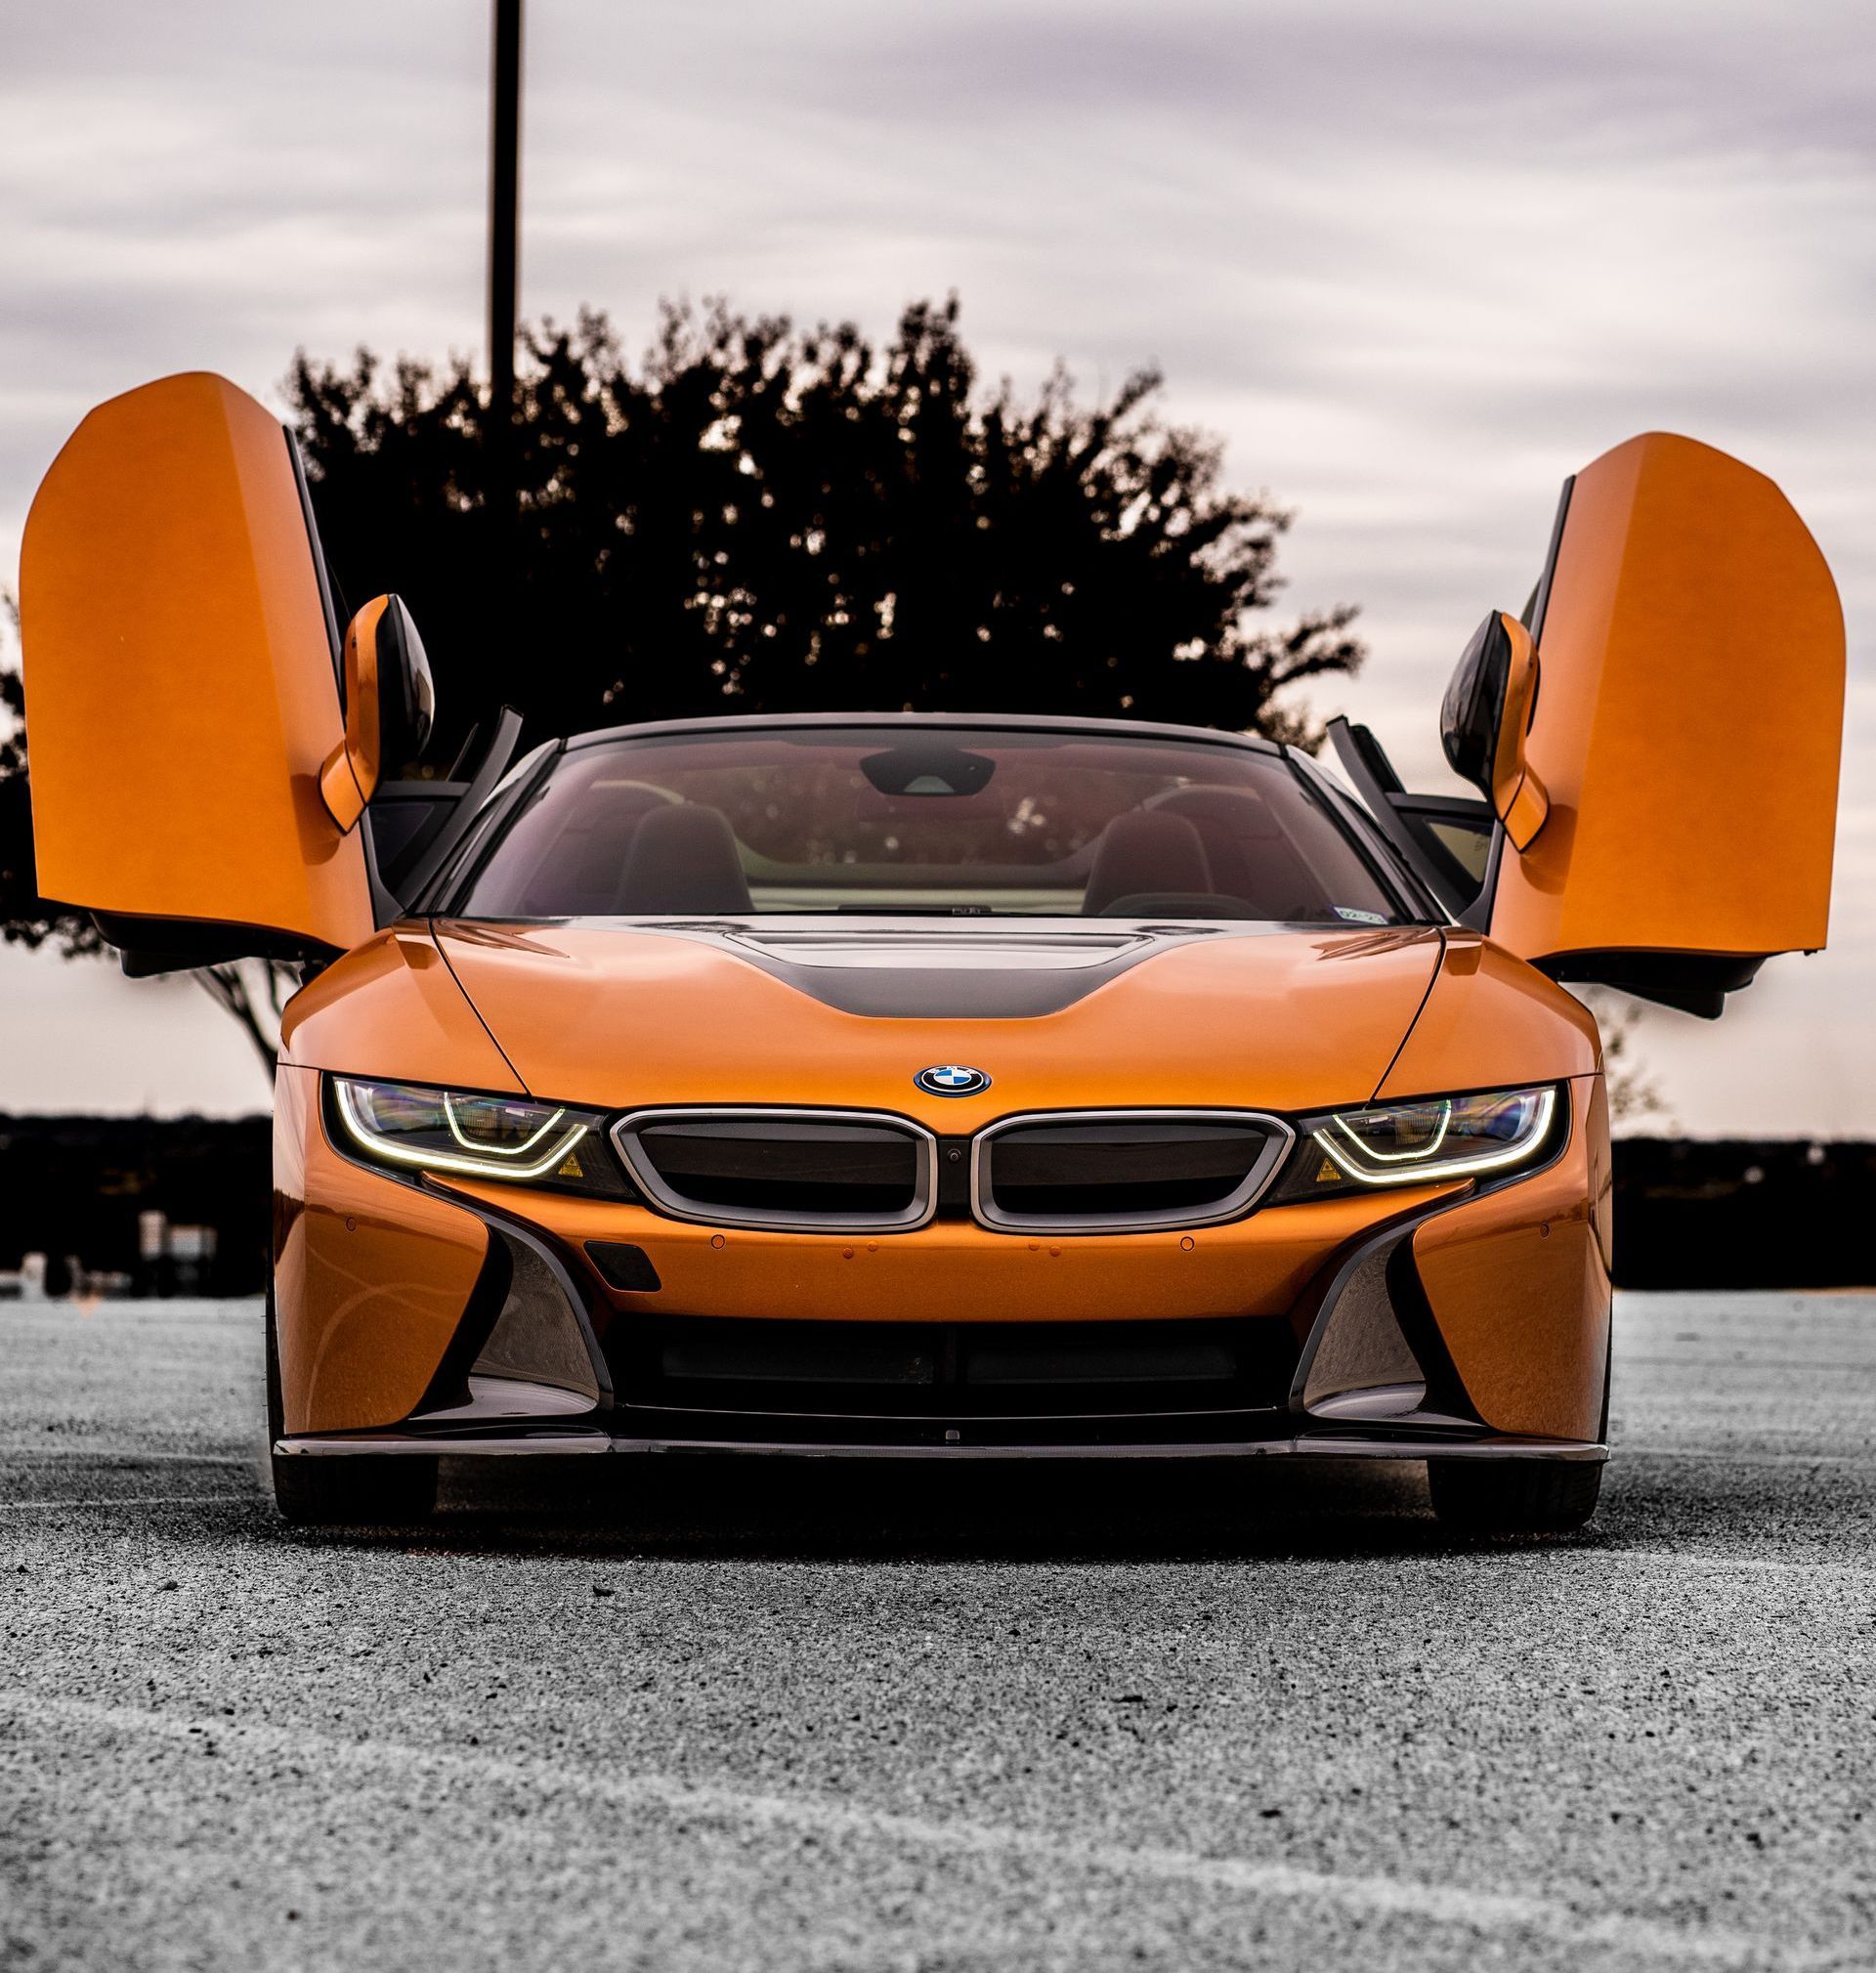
916, 1063, 992, 1097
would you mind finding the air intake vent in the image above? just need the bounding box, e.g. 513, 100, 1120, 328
612, 1108, 936, 1231
974, 1110, 1292, 1233
617, 1314, 1300, 1424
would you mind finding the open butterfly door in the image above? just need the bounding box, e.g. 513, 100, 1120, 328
1333, 433, 1845, 1015
21, 372, 383, 966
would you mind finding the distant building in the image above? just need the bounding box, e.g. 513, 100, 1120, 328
136, 1211, 220, 1296
0, 1253, 48, 1301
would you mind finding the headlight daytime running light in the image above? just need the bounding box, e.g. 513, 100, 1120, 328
1305, 1085, 1557, 1190
331, 1076, 601, 1184
441, 1090, 571, 1161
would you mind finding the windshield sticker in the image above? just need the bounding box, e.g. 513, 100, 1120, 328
1334, 906, 1387, 924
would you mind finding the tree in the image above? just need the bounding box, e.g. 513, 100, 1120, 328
1576, 989, 1670, 1129
289, 297, 1362, 764
0, 296, 1363, 1073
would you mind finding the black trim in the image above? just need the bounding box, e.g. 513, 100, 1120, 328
283, 426, 345, 701
1383, 1233, 1475, 1420
99, 910, 335, 973
365, 781, 471, 894
585, 1241, 662, 1293
389, 707, 525, 908
1539, 950, 1766, 1020
607, 1312, 1301, 1438
562, 709, 1289, 758
1525, 476, 1575, 645
421, 738, 564, 914
936, 1137, 974, 1210
412, 1231, 515, 1415
1280, 744, 1441, 925
427, 1195, 616, 1411
1462, 473, 1575, 934
1322, 719, 1485, 919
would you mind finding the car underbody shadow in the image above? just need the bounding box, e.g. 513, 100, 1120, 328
248, 1448, 1620, 1563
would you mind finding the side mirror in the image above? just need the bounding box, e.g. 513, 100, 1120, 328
319, 594, 436, 832
1439, 610, 1549, 852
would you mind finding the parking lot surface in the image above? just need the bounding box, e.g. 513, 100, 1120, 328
3, 1291, 1873, 1971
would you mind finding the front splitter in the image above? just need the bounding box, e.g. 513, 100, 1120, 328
275, 1431, 1606, 1463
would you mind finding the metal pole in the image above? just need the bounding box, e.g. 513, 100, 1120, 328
489, 0, 522, 432
487, 0, 523, 660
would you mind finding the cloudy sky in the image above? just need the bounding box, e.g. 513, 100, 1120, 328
1, 0, 1869, 1133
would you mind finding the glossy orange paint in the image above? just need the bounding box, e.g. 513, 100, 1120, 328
275, 1064, 490, 1434
1486, 613, 1549, 851
1374, 931, 1599, 1103
1490, 432, 1844, 969
430, 922, 1448, 1120
280, 928, 525, 1094
318, 594, 391, 832
435, 1173, 1458, 1330
1412, 1075, 1611, 1441
20, 372, 375, 954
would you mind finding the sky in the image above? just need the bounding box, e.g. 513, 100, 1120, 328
0, 0, 1869, 1134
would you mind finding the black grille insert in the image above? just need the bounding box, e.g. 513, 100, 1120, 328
976, 1111, 1290, 1232
613, 1109, 935, 1230
613, 1314, 1300, 1428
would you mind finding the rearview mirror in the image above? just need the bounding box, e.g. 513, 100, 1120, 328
319, 594, 436, 832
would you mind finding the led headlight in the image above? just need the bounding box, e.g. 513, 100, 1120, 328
328, 1077, 626, 1194
1273, 1085, 1558, 1199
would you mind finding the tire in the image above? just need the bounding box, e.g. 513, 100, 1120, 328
266, 1281, 438, 1527
1428, 1455, 1602, 1535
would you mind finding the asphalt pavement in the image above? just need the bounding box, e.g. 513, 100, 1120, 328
3, 1290, 1873, 1972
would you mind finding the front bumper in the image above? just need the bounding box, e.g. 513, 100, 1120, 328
272, 1067, 1611, 1460
275, 1431, 1606, 1461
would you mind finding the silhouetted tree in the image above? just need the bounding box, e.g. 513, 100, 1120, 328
290, 297, 1362, 766
0, 296, 1362, 1075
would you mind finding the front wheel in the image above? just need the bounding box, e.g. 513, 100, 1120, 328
1428, 1456, 1602, 1535
266, 1280, 437, 1526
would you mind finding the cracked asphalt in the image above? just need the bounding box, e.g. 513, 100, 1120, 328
3, 1291, 1874, 1971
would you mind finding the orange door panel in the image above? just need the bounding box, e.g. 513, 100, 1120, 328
1488, 432, 1843, 988
21, 372, 376, 957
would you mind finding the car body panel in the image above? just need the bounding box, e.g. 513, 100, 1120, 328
429, 920, 1450, 1116
1486, 431, 1843, 969
437, 1174, 1458, 1333
280, 927, 524, 1094
1412, 1075, 1611, 1441
275, 1064, 490, 1434
277, 1067, 1604, 1443
1374, 932, 1600, 1101
20, 372, 375, 955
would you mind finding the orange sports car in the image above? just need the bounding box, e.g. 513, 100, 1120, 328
19, 374, 1844, 1532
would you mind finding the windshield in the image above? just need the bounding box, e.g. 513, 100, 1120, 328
451, 724, 1403, 923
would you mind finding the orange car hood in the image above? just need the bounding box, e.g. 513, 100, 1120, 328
430, 920, 1454, 1120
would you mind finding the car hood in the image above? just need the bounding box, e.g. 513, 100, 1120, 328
429, 919, 1453, 1119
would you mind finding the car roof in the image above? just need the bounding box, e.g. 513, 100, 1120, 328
563, 709, 1285, 757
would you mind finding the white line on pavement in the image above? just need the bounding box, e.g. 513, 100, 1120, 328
0, 1691, 1833, 1971
0, 1493, 256, 1513
1, 1450, 254, 1467
1616, 1444, 1875, 1467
